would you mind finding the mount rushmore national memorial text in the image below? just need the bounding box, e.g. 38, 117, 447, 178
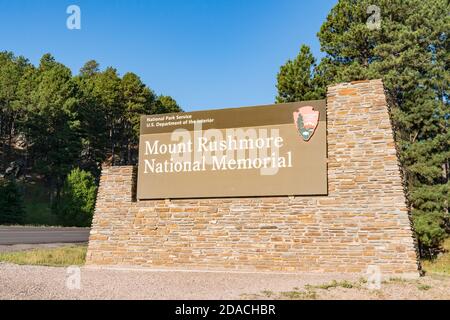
137, 100, 327, 199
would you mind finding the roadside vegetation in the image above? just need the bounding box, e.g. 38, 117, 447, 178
422, 238, 450, 275
276, 0, 449, 257
0, 52, 182, 227
0, 178, 25, 224
0, 245, 87, 267
19, 178, 58, 225
243, 274, 450, 300
0, 0, 448, 256
241, 241, 450, 300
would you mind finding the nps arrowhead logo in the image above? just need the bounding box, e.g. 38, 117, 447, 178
293, 106, 319, 141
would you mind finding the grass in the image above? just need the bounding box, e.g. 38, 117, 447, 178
245, 251, 450, 300
0, 245, 87, 267
305, 279, 359, 290
279, 290, 317, 300
255, 279, 364, 300
385, 277, 409, 284
421, 238, 450, 276
417, 284, 432, 291
261, 290, 274, 298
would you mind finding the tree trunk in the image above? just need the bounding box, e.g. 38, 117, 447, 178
7, 114, 14, 165
110, 126, 115, 166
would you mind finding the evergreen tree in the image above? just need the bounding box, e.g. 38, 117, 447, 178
74, 60, 109, 174
276, 0, 448, 254
154, 95, 182, 114
315, 0, 449, 254
0, 52, 182, 226
0, 52, 30, 171
21, 54, 82, 199
121, 72, 156, 164
91, 67, 123, 166
0, 178, 25, 225
276, 45, 325, 102
79, 60, 100, 77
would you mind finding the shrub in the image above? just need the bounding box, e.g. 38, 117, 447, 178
413, 211, 447, 257
54, 168, 97, 227
0, 178, 25, 225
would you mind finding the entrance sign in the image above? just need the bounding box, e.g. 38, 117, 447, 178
89, 80, 419, 277
137, 100, 327, 199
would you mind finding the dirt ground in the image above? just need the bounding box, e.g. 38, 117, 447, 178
0, 263, 449, 300
242, 273, 450, 300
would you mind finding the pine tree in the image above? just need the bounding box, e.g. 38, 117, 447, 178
276, 0, 448, 254
79, 66, 124, 166
0, 52, 30, 171
75, 60, 109, 174
121, 72, 156, 164
315, 0, 449, 255
0, 52, 183, 226
0, 178, 25, 225
276, 45, 325, 102
21, 54, 82, 199
154, 95, 182, 114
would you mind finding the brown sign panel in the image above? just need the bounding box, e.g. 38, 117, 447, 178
137, 100, 327, 199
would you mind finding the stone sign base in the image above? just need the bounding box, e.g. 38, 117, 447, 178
86, 79, 419, 278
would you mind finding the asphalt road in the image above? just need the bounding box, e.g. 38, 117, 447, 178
0, 226, 90, 245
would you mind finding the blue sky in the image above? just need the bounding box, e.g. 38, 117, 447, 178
0, 0, 336, 111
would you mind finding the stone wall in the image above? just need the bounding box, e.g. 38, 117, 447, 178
86, 79, 419, 277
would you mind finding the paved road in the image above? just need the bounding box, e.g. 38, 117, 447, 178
0, 226, 90, 245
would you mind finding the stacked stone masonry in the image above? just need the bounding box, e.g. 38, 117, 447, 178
86, 79, 419, 277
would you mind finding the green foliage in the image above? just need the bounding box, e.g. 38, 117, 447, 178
121, 72, 157, 164
74, 61, 180, 168
18, 179, 57, 226
276, 0, 449, 254
0, 52, 182, 226
0, 52, 31, 171
413, 211, 446, 250
276, 45, 326, 102
21, 54, 82, 195
0, 178, 25, 224
54, 168, 97, 227
24, 201, 56, 226
154, 95, 182, 114
411, 183, 449, 252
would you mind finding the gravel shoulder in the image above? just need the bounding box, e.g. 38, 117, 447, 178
1, 263, 449, 300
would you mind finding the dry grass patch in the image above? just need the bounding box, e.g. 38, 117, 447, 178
0, 245, 86, 266
421, 238, 450, 276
